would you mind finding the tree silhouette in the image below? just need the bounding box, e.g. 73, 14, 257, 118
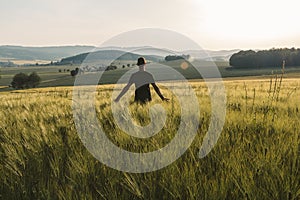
11, 73, 29, 89
28, 72, 41, 88
11, 72, 41, 89
230, 48, 300, 68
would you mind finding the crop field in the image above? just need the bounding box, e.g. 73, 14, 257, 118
0, 75, 299, 199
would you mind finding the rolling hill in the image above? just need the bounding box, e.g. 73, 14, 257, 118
0, 45, 239, 67
0, 45, 95, 61
58, 50, 164, 65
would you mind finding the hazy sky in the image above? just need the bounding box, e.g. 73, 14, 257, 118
1, 0, 300, 50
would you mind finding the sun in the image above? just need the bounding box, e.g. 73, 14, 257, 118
199, 0, 300, 48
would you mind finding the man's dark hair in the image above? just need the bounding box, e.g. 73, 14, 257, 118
137, 57, 146, 66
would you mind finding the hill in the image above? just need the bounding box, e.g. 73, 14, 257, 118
0, 45, 240, 62
58, 50, 164, 65
0, 45, 95, 61
182, 49, 240, 61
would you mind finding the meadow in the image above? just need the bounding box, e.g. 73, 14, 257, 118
0, 74, 299, 199
1, 61, 300, 90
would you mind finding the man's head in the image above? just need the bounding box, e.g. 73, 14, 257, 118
137, 57, 146, 66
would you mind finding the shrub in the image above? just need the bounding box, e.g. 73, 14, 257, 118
105, 65, 117, 71
70, 68, 79, 76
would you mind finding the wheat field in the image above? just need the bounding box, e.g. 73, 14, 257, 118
0, 77, 299, 199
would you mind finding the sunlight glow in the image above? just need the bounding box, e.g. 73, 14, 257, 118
202, 0, 300, 41
0, 0, 300, 49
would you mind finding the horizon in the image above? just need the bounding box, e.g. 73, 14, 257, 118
1, 44, 300, 52
1, 0, 300, 50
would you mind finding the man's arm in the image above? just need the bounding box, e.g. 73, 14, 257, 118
114, 82, 133, 102
151, 83, 169, 101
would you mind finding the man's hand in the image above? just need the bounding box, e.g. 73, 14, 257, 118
114, 98, 120, 103
162, 97, 170, 102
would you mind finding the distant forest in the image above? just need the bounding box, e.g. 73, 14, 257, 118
229, 48, 300, 68
165, 55, 191, 61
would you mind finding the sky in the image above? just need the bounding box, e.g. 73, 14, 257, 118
1, 0, 300, 50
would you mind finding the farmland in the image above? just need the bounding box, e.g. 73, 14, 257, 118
1, 60, 300, 90
0, 74, 299, 199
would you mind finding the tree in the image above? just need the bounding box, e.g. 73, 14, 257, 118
105, 65, 117, 71
28, 72, 41, 88
11, 72, 41, 89
229, 48, 300, 68
165, 54, 190, 61
229, 50, 257, 68
70, 68, 79, 76
11, 73, 29, 89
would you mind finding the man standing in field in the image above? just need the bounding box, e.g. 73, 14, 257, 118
114, 57, 169, 103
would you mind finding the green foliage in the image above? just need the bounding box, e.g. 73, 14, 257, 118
230, 48, 300, 68
105, 65, 117, 71
28, 72, 41, 88
11, 72, 41, 89
0, 78, 299, 199
165, 54, 190, 61
1, 64, 300, 89
11, 72, 29, 89
70, 68, 79, 76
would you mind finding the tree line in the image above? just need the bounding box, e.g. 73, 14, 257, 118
229, 48, 300, 68
165, 54, 191, 61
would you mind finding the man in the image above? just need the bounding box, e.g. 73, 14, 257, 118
114, 57, 169, 103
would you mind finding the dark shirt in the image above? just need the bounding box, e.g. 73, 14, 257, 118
129, 71, 155, 103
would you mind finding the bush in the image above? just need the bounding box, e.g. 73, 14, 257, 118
70, 68, 79, 76
11, 72, 41, 89
105, 65, 117, 71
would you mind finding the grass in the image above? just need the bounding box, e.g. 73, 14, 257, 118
1, 62, 300, 89
0, 75, 299, 199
